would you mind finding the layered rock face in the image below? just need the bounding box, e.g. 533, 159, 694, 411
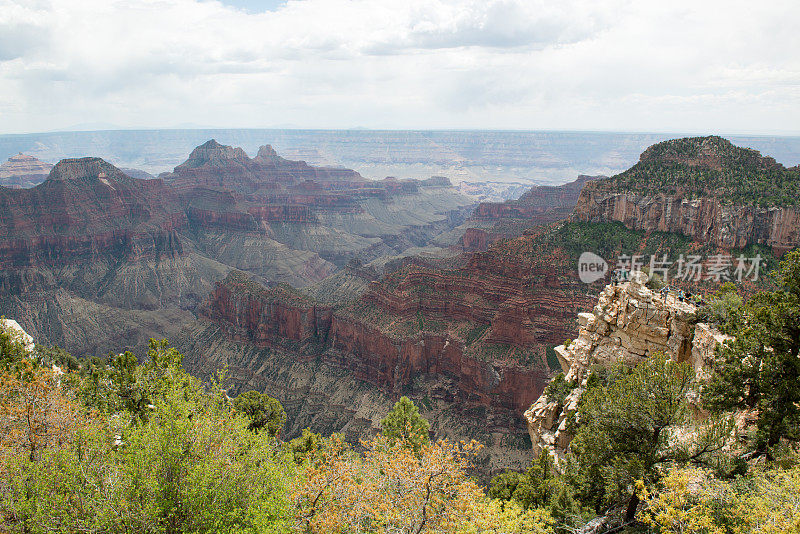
163, 140, 366, 197
0, 153, 53, 188
0, 158, 226, 355
0, 158, 187, 268
472, 175, 602, 222
454, 175, 604, 251
573, 137, 800, 254
524, 272, 727, 456
162, 140, 474, 267
574, 184, 800, 253
186, 225, 597, 473
0, 142, 473, 356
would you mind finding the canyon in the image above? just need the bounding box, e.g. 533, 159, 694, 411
2, 134, 798, 476
0, 141, 473, 357
181, 234, 595, 472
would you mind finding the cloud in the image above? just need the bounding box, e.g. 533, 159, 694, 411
0, 0, 797, 134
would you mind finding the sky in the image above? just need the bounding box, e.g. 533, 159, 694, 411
0, 0, 798, 135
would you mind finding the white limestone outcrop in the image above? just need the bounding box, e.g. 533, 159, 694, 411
525, 272, 727, 456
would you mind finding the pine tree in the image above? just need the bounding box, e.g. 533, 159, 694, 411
381, 396, 430, 453
705, 249, 800, 451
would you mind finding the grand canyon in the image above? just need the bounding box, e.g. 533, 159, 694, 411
2, 134, 798, 475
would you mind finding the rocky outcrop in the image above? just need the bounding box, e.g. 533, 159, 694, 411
524, 272, 727, 456
0, 317, 35, 352
0, 153, 53, 188
0, 158, 187, 268
573, 137, 800, 254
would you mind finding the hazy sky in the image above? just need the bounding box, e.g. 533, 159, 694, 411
1, 0, 798, 134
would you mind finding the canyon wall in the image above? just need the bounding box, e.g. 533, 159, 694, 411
0, 141, 473, 356
574, 182, 800, 254
185, 224, 597, 474
573, 137, 800, 254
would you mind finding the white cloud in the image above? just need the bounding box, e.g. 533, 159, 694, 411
0, 0, 797, 133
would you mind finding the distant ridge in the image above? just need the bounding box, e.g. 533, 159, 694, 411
2, 129, 798, 182
0, 153, 53, 188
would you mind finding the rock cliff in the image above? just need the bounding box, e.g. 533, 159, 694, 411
0, 157, 187, 268
524, 272, 728, 457
573, 137, 800, 254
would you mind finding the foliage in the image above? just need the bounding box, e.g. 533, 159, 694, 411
606, 136, 800, 207
0, 341, 294, 534
293, 434, 551, 534
77, 339, 190, 421
543, 373, 575, 407
568, 353, 721, 519
380, 396, 431, 453
704, 249, 800, 450
234, 390, 287, 437
35, 344, 80, 372
639, 463, 800, 534
489, 452, 584, 531
696, 282, 743, 327
0, 359, 84, 464
114, 371, 294, 533
287, 428, 326, 464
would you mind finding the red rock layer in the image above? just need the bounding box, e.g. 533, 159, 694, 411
0, 158, 187, 268
161, 140, 457, 228
461, 228, 488, 252
573, 181, 800, 254
202, 231, 594, 418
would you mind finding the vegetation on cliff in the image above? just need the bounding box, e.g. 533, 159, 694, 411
603, 136, 800, 207
704, 250, 800, 451
486, 249, 800, 532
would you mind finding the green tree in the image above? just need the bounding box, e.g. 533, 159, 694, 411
115, 370, 294, 534
233, 390, 286, 437
380, 396, 430, 453
568, 353, 720, 521
704, 249, 800, 452
489, 452, 584, 531
287, 428, 325, 464
79, 339, 192, 420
